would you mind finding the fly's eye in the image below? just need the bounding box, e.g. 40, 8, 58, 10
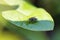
29, 17, 37, 23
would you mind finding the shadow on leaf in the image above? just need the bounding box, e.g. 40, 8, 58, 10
0, 4, 18, 11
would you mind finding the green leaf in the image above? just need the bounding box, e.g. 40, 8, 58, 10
2, 8, 54, 31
